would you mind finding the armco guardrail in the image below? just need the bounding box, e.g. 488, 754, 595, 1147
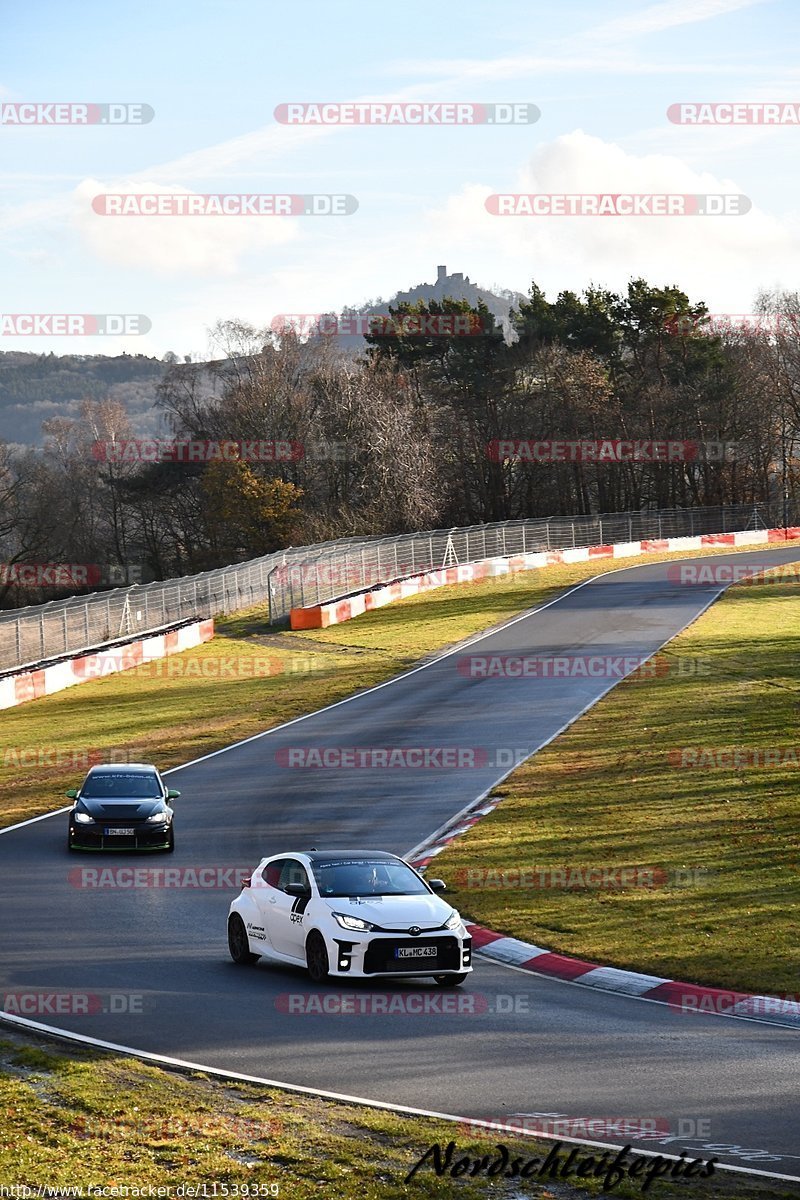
0, 502, 785, 674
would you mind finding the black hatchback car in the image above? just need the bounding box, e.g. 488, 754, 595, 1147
66, 763, 180, 852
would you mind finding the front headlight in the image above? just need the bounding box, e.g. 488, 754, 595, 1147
445, 910, 462, 930
333, 912, 375, 932
146, 809, 172, 824
73, 811, 94, 825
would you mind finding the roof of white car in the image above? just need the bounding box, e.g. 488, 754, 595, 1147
261, 850, 402, 864
86, 763, 159, 774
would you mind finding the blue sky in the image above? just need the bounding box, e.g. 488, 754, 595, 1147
1, 0, 798, 356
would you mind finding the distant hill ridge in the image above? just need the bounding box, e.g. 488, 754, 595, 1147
0, 266, 522, 445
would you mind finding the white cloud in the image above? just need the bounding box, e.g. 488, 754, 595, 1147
72, 179, 298, 277
419, 131, 800, 312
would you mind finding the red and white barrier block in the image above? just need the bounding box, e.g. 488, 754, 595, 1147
0, 619, 214, 712
290, 526, 800, 630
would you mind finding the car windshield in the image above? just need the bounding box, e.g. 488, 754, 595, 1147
311, 859, 430, 898
80, 772, 162, 800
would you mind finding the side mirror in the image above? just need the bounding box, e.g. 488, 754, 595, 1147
167, 789, 181, 800
284, 882, 311, 898
65, 788, 78, 800
428, 879, 447, 893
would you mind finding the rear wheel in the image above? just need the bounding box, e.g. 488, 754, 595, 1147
434, 973, 468, 987
306, 931, 329, 984
228, 914, 259, 965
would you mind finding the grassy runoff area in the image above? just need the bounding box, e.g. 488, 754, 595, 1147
2, 543, 799, 1197
0, 1029, 795, 1199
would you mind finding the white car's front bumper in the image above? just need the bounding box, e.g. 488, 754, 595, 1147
325, 927, 473, 977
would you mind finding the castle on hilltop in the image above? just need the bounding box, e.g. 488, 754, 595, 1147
436, 265, 470, 287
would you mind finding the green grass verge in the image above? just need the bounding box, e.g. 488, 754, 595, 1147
436, 575, 800, 996
0, 1029, 793, 1197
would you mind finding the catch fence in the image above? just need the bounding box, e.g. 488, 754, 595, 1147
0, 501, 782, 674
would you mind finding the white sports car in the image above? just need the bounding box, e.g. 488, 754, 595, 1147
227, 850, 473, 985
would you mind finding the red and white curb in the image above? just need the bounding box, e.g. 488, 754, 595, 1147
463, 926, 800, 1026
408, 815, 800, 1030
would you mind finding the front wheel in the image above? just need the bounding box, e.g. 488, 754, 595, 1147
434, 973, 468, 987
228, 914, 259, 965
163, 826, 175, 853
306, 931, 329, 984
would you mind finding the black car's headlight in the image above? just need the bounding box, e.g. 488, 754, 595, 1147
146, 810, 172, 824
333, 912, 375, 933
73, 811, 94, 825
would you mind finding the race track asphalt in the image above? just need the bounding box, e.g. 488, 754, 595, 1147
2, 549, 799, 1179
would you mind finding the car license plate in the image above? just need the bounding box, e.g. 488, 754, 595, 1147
395, 945, 437, 958
105, 827, 135, 836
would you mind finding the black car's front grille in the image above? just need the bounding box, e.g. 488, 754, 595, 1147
363, 936, 461, 974
70, 823, 170, 850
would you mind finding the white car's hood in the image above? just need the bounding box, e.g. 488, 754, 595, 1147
329, 893, 455, 930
